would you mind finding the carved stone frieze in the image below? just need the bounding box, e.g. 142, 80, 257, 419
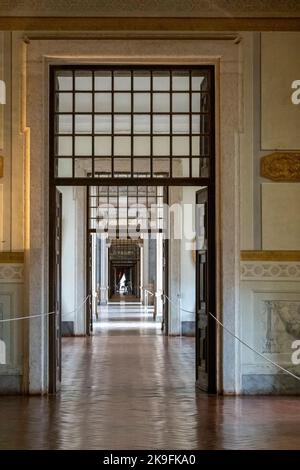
0, 264, 24, 283
241, 261, 300, 281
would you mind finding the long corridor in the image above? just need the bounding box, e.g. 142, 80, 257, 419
0, 304, 300, 449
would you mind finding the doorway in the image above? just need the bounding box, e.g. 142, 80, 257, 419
49, 65, 216, 393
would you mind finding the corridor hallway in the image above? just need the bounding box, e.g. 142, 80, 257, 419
0, 304, 300, 450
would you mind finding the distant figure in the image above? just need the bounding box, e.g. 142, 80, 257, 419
119, 273, 126, 294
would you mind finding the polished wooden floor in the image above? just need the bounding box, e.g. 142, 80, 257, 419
0, 304, 300, 449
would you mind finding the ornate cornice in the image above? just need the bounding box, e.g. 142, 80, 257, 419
261, 152, 300, 182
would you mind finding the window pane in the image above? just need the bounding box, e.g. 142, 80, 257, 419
57, 158, 72, 177
133, 115, 150, 134
56, 71, 73, 91
200, 158, 210, 177
94, 115, 112, 134
56, 93, 72, 112
114, 115, 131, 134
75, 93, 92, 112
192, 136, 200, 155
75, 71, 92, 90
56, 115, 72, 134
153, 115, 170, 134
114, 158, 131, 176
114, 93, 131, 112
172, 115, 189, 134
192, 158, 200, 177
153, 72, 170, 90
56, 136, 72, 156
133, 93, 150, 112
95, 72, 112, 91
75, 115, 92, 134
133, 72, 150, 90
192, 93, 201, 113
95, 136, 112, 156
114, 137, 131, 156
172, 136, 189, 156
153, 158, 170, 177
172, 93, 189, 112
172, 71, 189, 91
94, 158, 112, 177
192, 115, 200, 134
95, 93, 111, 112
114, 71, 131, 90
75, 136, 92, 156
172, 158, 190, 177
133, 158, 151, 176
153, 137, 170, 156
133, 136, 151, 156
192, 72, 209, 91
75, 158, 92, 177
153, 93, 170, 112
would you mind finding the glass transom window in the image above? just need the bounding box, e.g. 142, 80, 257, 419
51, 66, 214, 181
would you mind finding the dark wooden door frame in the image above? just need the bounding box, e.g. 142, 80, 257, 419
195, 187, 216, 394
86, 230, 93, 335
49, 187, 62, 394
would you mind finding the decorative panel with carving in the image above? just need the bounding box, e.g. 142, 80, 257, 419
261, 153, 300, 182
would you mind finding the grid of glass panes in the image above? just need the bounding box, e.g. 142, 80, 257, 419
53, 68, 212, 179
89, 185, 164, 235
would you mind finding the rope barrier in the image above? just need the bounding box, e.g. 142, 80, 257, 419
143, 288, 154, 297
163, 294, 300, 383
0, 295, 91, 324
2, 288, 299, 382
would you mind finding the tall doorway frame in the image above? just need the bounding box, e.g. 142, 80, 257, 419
48, 64, 216, 394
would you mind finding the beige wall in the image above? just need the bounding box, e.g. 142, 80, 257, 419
0, 32, 24, 253
262, 183, 300, 250
239, 32, 300, 394
261, 32, 300, 150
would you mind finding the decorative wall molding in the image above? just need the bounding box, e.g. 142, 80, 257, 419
23, 32, 241, 42
241, 250, 300, 261
1, 1, 300, 18
1, 17, 300, 32
261, 152, 300, 182
241, 261, 300, 281
0, 263, 24, 283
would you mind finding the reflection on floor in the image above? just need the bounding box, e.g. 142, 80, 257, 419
94, 302, 160, 335
0, 302, 300, 449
